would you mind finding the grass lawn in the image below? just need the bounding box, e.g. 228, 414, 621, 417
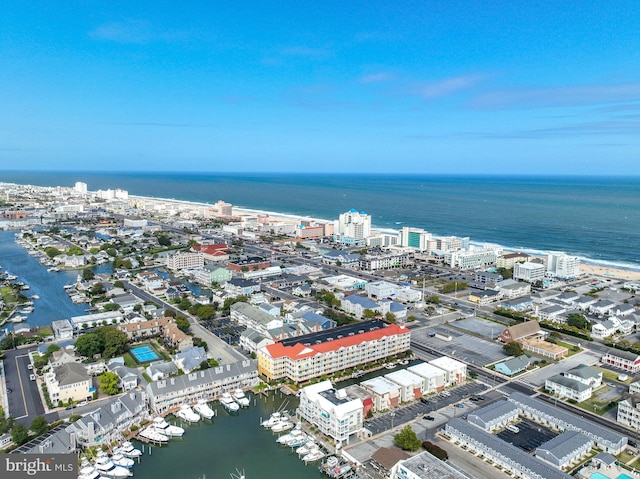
599, 368, 633, 383
617, 449, 636, 464
122, 352, 137, 368
578, 398, 616, 416
555, 340, 582, 357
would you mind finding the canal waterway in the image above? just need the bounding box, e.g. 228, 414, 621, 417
132, 391, 326, 479
0, 230, 101, 330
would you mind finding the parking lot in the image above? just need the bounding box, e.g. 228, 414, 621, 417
412, 326, 508, 367
363, 381, 486, 436
200, 317, 246, 345
496, 417, 558, 452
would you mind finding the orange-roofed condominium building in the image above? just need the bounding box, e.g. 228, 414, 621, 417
258, 319, 410, 383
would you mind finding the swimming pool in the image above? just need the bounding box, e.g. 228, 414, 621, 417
130, 345, 160, 363
591, 472, 634, 479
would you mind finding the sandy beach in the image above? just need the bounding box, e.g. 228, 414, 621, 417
579, 263, 640, 282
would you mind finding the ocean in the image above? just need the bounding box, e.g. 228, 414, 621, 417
1, 171, 639, 270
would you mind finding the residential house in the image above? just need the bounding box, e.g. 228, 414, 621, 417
494, 355, 531, 376
173, 346, 207, 373
46, 362, 93, 405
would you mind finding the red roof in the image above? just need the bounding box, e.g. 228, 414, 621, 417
193, 244, 229, 255
264, 323, 409, 360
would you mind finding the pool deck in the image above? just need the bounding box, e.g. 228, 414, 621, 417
579, 464, 640, 479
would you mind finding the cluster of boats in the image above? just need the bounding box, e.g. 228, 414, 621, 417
261, 412, 294, 433
139, 417, 186, 444
220, 389, 250, 413
275, 426, 325, 463
78, 443, 142, 479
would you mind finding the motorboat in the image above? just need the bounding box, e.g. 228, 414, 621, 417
110, 453, 134, 469
277, 426, 304, 445
19, 306, 34, 313
193, 399, 215, 419
152, 416, 185, 437
296, 441, 317, 455
285, 433, 309, 448
220, 392, 240, 413
261, 412, 282, 429
175, 404, 200, 423
232, 389, 250, 407
78, 464, 109, 479
114, 442, 142, 458
271, 420, 294, 433
302, 448, 324, 463
10, 315, 27, 323
93, 452, 131, 478
31, 294, 40, 300
139, 426, 169, 444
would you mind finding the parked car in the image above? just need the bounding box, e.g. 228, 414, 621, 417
423, 415, 435, 421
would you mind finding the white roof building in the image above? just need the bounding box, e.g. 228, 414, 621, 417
407, 362, 447, 394
428, 357, 467, 386
384, 369, 424, 402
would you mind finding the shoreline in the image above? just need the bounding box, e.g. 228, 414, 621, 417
129, 194, 640, 280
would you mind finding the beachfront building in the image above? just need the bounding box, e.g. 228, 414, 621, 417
602, 350, 640, 373
497, 252, 531, 269
146, 360, 258, 414
166, 250, 204, 271
513, 261, 546, 283
297, 380, 363, 448
257, 320, 410, 383
546, 253, 580, 279
428, 357, 466, 386
444, 247, 500, 270
399, 227, 432, 251
333, 209, 371, 245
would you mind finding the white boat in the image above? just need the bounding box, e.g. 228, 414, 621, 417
193, 399, 215, 419
93, 453, 131, 478
261, 412, 282, 429
20, 284, 30, 290
302, 448, 324, 463
220, 392, 240, 413
152, 416, 185, 437
114, 442, 142, 458
296, 441, 317, 455
10, 315, 27, 323
175, 404, 200, 423
19, 306, 34, 313
78, 464, 109, 479
110, 453, 134, 469
139, 426, 169, 444
232, 389, 250, 407
271, 420, 294, 433
276, 427, 303, 444
31, 294, 40, 300
285, 433, 308, 448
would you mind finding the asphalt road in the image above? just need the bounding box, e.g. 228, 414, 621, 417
2, 346, 55, 426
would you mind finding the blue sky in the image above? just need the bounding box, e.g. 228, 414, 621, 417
1, 1, 639, 175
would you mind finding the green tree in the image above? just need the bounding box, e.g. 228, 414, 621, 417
67, 245, 84, 256
440, 281, 468, 294
11, 423, 30, 446
99, 371, 120, 395
164, 309, 176, 318
82, 268, 95, 281
103, 303, 120, 312
97, 326, 129, 358
503, 342, 524, 357
90, 283, 104, 295
30, 416, 49, 436
114, 280, 125, 289
178, 298, 192, 311
74, 333, 105, 358
394, 425, 421, 451
157, 235, 171, 246
362, 309, 376, 319
385, 312, 397, 323
44, 246, 63, 258
426, 295, 441, 304
195, 305, 216, 320
567, 313, 590, 330
175, 316, 191, 333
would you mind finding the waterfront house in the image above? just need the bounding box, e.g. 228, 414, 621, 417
46, 362, 93, 405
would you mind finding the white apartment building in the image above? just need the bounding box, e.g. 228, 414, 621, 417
514, 261, 546, 282
545, 375, 592, 402
407, 362, 446, 394
74, 181, 88, 195
444, 247, 500, 270
384, 369, 424, 402
333, 209, 371, 245
547, 253, 580, 279
166, 251, 204, 271
428, 357, 467, 386
360, 376, 401, 411
297, 380, 363, 448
